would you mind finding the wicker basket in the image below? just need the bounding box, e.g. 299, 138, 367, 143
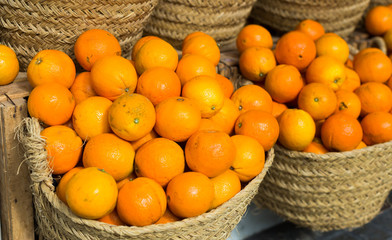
144, 0, 257, 49
0, 0, 159, 71
16, 117, 274, 240
250, 0, 370, 37
253, 142, 392, 231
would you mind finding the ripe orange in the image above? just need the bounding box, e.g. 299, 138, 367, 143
90, 55, 138, 100
365, 5, 392, 36
182, 75, 225, 118
215, 74, 235, 98
353, 51, 392, 83
274, 30, 316, 72
303, 140, 328, 154
56, 167, 83, 204
278, 109, 316, 151
185, 130, 235, 177
334, 89, 361, 119
321, 112, 363, 151
74, 29, 121, 71
98, 208, 125, 226
69, 72, 97, 104
175, 54, 216, 86
234, 109, 279, 151
356, 141, 367, 149
236, 24, 273, 53
131, 35, 160, 61
108, 93, 156, 141
155, 209, 180, 224
306, 55, 346, 91
197, 118, 223, 132
83, 133, 135, 181
209, 98, 240, 135
383, 27, 392, 52
66, 167, 118, 219
135, 138, 185, 187
295, 19, 325, 41
166, 171, 214, 218
354, 82, 392, 116
315, 33, 350, 63
129, 130, 158, 151
0, 44, 19, 85
297, 82, 337, 120
210, 170, 241, 209
136, 66, 181, 105
239, 47, 276, 82
230, 134, 265, 182
27, 49, 76, 88
154, 97, 201, 142
361, 111, 392, 145
28, 82, 75, 126
117, 177, 166, 226
230, 84, 273, 114
182, 32, 220, 66
116, 172, 137, 190
72, 96, 112, 141
264, 64, 305, 103
353, 47, 384, 66
340, 67, 361, 92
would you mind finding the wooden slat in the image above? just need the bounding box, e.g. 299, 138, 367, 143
0, 72, 31, 103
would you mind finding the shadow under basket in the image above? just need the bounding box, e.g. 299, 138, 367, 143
253, 142, 392, 232
16, 117, 274, 240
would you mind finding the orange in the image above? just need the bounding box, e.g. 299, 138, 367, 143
130, 130, 158, 151
117, 177, 166, 226
182, 75, 225, 118
72, 96, 112, 141
234, 110, 279, 151
264, 64, 305, 103
209, 98, 240, 135
83, 133, 135, 181
297, 82, 337, 120
230, 135, 265, 182
236, 24, 273, 53
154, 97, 201, 142
116, 172, 137, 190
185, 130, 235, 177
210, 169, 241, 209
216, 74, 235, 98
274, 30, 317, 72
295, 19, 325, 41
230, 84, 273, 114
135, 138, 185, 187
354, 82, 392, 116
0, 44, 19, 85
334, 89, 361, 119
197, 118, 223, 132
98, 208, 125, 226
56, 167, 83, 204
131, 35, 160, 61
306, 55, 346, 91
175, 54, 216, 86
384, 27, 392, 53
166, 171, 214, 218
239, 47, 276, 82
108, 93, 156, 141
346, 58, 354, 69
361, 111, 392, 145
134, 38, 178, 75
278, 109, 316, 151
28, 82, 75, 126
182, 32, 220, 66
74, 29, 121, 71
66, 167, 118, 219
182, 32, 208, 46
303, 140, 328, 154
27, 49, 76, 88
321, 112, 363, 151
155, 209, 180, 224
340, 67, 361, 92
388, 75, 392, 90
314, 119, 325, 138
136, 66, 181, 105
365, 5, 392, 36
271, 101, 288, 119
353, 47, 384, 66
315, 33, 350, 63
353, 51, 392, 83
69, 72, 97, 105
90, 55, 138, 100
355, 141, 367, 149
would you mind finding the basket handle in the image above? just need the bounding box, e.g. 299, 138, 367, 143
349, 36, 387, 56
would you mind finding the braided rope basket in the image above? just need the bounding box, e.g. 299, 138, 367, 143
16, 117, 274, 240
250, 0, 370, 37
144, 0, 257, 49
0, 0, 159, 71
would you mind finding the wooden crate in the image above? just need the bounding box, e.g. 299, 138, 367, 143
0, 73, 34, 240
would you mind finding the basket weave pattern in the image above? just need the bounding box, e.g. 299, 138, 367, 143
16, 117, 274, 240
254, 143, 392, 231
0, 0, 159, 71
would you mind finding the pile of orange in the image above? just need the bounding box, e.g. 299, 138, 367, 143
24, 29, 271, 227
236, 19, 392, 154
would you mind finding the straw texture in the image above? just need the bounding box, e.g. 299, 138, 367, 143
144, 0, 257, 49
254, 143, 392, 231
0, 0, 159, 71
16, 117, 274, 240
250, 0, 370, 37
